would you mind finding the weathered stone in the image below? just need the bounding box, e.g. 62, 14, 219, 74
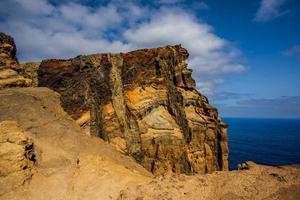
18, 62, 41, 86
0, 33, 36, 88
0, 67, 32, 89
0, 87, 151, 199
0, 32, 18, 67
237, 161, 256, 170
0, 120, 35, 195
37, 45, 229, 175
0, 68, 18, 79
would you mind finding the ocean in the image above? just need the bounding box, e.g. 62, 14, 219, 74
224, 118, 300, 170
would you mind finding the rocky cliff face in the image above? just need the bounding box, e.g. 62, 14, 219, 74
1, 33, 299, 200
37, 45, 228, 174
0, 88, 298, 200
0, 87, 151, 199
0, 32, 228, 175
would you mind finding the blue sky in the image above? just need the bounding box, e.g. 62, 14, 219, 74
0, 0, 299, 118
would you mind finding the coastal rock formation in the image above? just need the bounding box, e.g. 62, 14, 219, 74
0, 120, 35, 195
0, 88, 299, 200
0, 33, 299, 200
37, 45, 228, 174
0, 67, 32, 88
0, 32, 18, 67
0, 32, 32, 88
0, 87, 151, 199
0, 32, 228, 175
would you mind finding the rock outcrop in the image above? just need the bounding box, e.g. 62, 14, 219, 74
0, 89, 299, 200
0, 87, 151, 199
0, 32, 32, 88
0, 32, 229, 175
0, 120, 35, 195
0, 33, 299, 200
0, 32, 18, 67
37, 45, 228, 174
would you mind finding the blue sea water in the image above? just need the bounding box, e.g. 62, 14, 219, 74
224, 118, 300, 170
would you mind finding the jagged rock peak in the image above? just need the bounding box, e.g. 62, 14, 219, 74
38, 44, 229, 175
0, 32, 35, 88
0, 32, 18, 67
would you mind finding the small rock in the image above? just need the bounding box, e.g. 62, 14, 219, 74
270, 173, 286, 182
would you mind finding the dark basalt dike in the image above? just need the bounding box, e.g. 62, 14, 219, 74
1, 32, 228, 175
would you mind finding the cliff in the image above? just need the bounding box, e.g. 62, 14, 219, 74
37, 45, 228, 175
0, 31, 228, 175
0, 87, 298, 200
1, 32, 299, 200
0, 87, 151, 199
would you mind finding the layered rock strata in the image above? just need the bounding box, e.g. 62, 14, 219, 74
37, 45, 228, 174
0, 32, 33, 88
0, 87, 151, 199
0, 32, 18, 67
0, 87, 299, 200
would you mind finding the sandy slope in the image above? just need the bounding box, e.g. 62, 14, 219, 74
0, 87, 151, 200
120, 162, 300, 200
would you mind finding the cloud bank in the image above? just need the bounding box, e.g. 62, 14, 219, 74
0, 0, 246, 96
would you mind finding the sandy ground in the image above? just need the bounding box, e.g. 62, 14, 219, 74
119, 162, 300, 200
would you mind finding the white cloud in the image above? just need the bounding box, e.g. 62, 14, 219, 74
0, 0, 130, 60
15, 0, 55, 15
124, 8, 246, 96
196, 79, 224, 97
254, 0, 289, 22
59, 3, 121, 30
0, 0, 247, 96
124, 9, 246, 75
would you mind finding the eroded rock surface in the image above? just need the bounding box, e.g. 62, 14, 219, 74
0, 87, 151, 199
0, 32, 32, 88
38, 45, 228, 174
0, 88, 299, 200
0, 120, 35, 195
0, 33, 299, 199
0, 32, 18, 67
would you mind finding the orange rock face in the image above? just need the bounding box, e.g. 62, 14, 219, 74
37, 45, 228, 175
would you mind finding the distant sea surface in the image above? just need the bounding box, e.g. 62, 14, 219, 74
224, 118, 300, 170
